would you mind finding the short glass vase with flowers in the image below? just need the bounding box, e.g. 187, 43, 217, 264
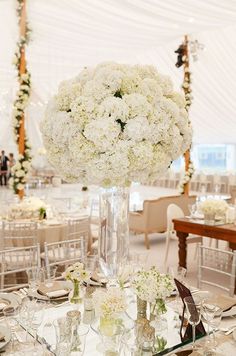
132, 266, 174, 332
92, 288, 129, 354
63, 262, 89, 304
199, 199, 228, 225
92, 288, 127, 336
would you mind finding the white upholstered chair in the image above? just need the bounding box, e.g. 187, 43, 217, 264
165, 204, 202, 263
129, 195, 196, 249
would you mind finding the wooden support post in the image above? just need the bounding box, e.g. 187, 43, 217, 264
183, 35, 191, 196
18, 0, 27, 199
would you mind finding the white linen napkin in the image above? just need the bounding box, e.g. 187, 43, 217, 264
46, 289, 68, 298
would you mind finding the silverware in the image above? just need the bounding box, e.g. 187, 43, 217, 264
225, 326, 236, 335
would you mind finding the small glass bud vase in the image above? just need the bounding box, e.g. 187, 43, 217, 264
84, 285, 95, 311
100, 316, 117, 337
137, 296, 147, 319
70, 280, 82, 304
204, 212, 216, 225
150, 298, 168, 332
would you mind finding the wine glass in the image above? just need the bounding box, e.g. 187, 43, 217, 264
45, 265, 58, 287
188, 203, 197, 218
31, 301, 46, 341
184, 296, 202, 351
209, 306, 223, 348
3, 306, 20, 354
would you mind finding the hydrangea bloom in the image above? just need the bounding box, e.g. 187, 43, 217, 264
41, 62, 192, 186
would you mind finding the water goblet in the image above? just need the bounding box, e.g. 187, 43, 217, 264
26, 266, 39, 292
31, 301, 46, 341
184, 296, 202, 351
188, 203, 197, 218
3, 306, 20, 353
45, 265, 58, 287
70, 324, 89, 355
209, 306, 222, 348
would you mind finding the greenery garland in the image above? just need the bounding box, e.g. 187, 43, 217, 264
175, 39, 194, 193
10, 0, 32, 194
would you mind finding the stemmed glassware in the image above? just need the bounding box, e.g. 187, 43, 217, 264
184, 296, 202, 351
3, 306, 20, 354
188, 203, 197, 218
209, 306, 222, 347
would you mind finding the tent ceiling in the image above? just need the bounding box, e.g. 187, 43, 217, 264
1, 0, 236, 152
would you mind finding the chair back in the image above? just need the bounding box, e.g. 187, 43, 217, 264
142, 195, 196, 232
230, 187, 236, 205
198, 244, 236, 296
2, 221, 38, 249
0, 244, 40, 292
43, 238, 86, 278
67, 218, 90, 251
167, 204, 184, 233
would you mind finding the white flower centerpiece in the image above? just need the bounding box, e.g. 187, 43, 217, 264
63, 262, 90, 304
199, 199, 228, 224
40, 62, 192, 281
92, 287, 127, 336
132, 266, 174, 327
8, 196, 46, 220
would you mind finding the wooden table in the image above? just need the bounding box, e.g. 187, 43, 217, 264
173, 218, 236, 268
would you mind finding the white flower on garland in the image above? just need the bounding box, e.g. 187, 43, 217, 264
41, 62, 192, 187
132, 266, 174, 304
199, 199, 228, 216
178, 160, 195, 194
92, 288, 127, 318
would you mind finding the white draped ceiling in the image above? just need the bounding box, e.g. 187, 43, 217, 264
1, 0, 236, 153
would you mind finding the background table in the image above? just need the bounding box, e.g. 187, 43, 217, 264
173, 218, 236, 269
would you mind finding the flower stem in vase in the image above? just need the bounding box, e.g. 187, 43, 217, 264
100, 316, 116, 337
70, 280, 82, 304
150, 299, 168, 332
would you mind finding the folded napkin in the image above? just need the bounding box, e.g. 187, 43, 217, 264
0, 332, 5, 342
38, 282, 69, 299
46, 289, 68, 298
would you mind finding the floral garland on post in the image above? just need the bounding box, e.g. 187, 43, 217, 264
178, 160, 195, 194
175, 36, 194, 194
10, 0, 32, 194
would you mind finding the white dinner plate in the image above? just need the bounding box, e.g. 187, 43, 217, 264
222, 305, 236, 318
0, 293, 20, 311
0, 325, 11, 351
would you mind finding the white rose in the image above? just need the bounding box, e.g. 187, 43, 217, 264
15, 169, 25, 178
17, 183, 24, 190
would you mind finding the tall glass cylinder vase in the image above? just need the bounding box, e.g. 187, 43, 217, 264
98, 187, 129, 285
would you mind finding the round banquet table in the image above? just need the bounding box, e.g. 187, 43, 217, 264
0, 216, 89, 251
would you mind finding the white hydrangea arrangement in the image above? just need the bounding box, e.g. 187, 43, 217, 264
63, 262, 90, 284
132, 266, 174, 304
199, 199, 228, 217
9, 152, 31, 193
178, 160, 195, 194
92, 287, 127, 318
8, 196, 46, 220
41, 62, 192, 187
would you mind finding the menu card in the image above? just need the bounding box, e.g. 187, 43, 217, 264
174, 279, 206, 342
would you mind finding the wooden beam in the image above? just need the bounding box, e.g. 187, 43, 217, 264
18, 0, 27, 199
